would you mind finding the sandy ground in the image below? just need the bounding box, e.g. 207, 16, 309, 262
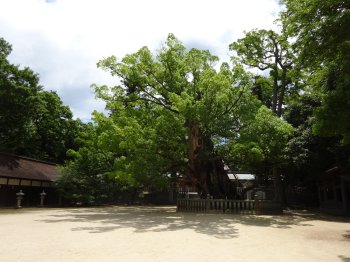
0, 206, 349, 262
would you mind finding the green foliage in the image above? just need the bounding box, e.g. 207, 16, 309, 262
282, 0, 350, 66
283, 92, 350, 185
86, 33, 297, 199
281, 0, 350, 143
55, 121, 127, 204
0, 37, 41, 154
230, 29, 297, 117
230, 29, 293, 71
56, 144, 117, 204
30, 91, 82, 162
222, 106, 294, 171
0, 37, 81, 163
312, 63, 350, 144
90, 34, 273, 197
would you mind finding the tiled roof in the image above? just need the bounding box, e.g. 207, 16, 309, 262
0, 153, 61, 182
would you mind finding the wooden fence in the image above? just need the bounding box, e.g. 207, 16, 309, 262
177, 199, 282, 215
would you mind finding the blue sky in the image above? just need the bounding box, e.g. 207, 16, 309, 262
0, 0, 281, 121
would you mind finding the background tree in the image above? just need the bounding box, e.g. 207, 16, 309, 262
220, 106, 294, 201
55, 122, 119, 205
56, 102, 186, 204
0, 37, 41, 155
0, 37, 81, 163
281, 0, 350, 143
31, 91, 82, 163
285, 91, 350, 180
229, 29, 297, 202
229, 29, 296, 117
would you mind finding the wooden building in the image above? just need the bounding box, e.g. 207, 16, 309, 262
318, 167, 350, 215
0, 153, 61, 207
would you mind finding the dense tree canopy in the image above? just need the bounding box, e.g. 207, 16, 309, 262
282, 0, 349, 66
282, 0, 350, 143
92, 35, 252, 198
0, 37, 81, 163
230, 29, 296, 117
73, 34, 294, 200
229, 29, 298, 202
55, 122, 119, 204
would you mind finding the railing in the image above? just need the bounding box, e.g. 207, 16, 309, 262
177, 199, 282, 215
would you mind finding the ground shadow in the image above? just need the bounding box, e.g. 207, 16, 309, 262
223, 213, 314, 228
38, 206, 238, 238
284, 209, 350, 223
339, 255, 350, 262
342, 230, 350, 241
34, 205, 344, 238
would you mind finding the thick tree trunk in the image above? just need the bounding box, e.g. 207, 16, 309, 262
187, 123, 206, 196
272, 165, 285, 205
271, 65, 279, 114
277, 68, 287, 117
187, 123, 233, 199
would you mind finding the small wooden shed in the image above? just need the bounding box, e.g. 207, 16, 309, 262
0, 153, 61, 206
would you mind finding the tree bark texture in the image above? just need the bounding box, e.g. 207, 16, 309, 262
272, 165, 286, 205
187, 123, 235, 199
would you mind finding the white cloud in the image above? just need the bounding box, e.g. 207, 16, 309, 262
0, 0, 281, 120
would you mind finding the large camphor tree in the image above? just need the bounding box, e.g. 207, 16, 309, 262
92, 34, 292, 199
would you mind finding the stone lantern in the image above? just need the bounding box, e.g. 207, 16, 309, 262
40, 190, 46, 207
16, 190, 25, 208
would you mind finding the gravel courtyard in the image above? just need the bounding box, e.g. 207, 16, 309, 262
0, 206, 349, 262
